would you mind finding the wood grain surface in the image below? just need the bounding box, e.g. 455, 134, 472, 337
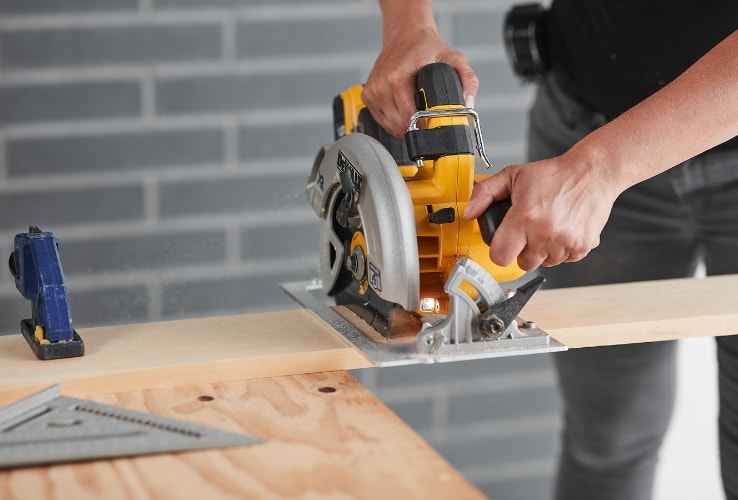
0, 309, 371, 405
525, 274, 738, 348
3, 275, 738, 404
0, 372, 484, 500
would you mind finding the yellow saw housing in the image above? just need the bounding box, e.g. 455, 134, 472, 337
334, 77, 525, 316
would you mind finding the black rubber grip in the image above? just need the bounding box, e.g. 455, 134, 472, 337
405, 125, 472, 162
407, 63, 473, 162
415, 63, 464, 108
477, 198, 512, 245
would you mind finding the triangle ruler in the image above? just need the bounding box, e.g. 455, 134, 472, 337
0, 385, 261, 468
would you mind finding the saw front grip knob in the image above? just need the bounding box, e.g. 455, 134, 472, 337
10, 226, 84, 360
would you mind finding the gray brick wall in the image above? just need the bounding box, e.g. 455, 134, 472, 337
0, 1, 559, 498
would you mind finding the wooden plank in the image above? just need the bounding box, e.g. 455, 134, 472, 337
0, 309, 371, 405
525, 274, 738, 348
0, 372, 484, 500
3, 275, 737, 403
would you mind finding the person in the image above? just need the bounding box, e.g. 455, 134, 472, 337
362, 1, 738, 499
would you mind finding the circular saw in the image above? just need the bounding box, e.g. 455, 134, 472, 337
297, 63, 564, 363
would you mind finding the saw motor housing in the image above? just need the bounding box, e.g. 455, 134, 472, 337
329, 64, 525, 319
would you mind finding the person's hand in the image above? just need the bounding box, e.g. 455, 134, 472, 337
463, 154, 621, 270
362, 29, 478, 137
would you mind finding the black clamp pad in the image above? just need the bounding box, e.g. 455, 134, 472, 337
20, 319, 84, 360
405, 126, 473, 162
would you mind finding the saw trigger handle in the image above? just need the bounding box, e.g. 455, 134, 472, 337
406, 63, 473, 166
415, 62, 464, 108
477, 197, 512, 245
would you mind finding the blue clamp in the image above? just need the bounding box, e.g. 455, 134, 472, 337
8, 226, 84, 360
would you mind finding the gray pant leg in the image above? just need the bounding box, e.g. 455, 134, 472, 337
528, 75, 688, 500
530, 74, 738, 500
698, 166, 738, 500
553, 343, 677, 500
718, 335, 738, 500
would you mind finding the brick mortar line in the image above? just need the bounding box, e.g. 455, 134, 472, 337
0, 53, 372, 83
221, 17, 237, 62
0, 211, 316, 248
0, 65, 148, 84
0, 165, 226, 191
0, 50, 514, 87
147, 280, 163, 321
142, 173, 159, 226
140, 70, 156, 119
0, 133, 6, 181
59, 256, 318, 290
6, 208, 316, 235
0, 4, 380, 31
224, 118, 240, 169
225, 223, 241, 265
0, 144, 519, 187
2, 106, 333, 137
0, 104, 527, 141
0, 49, 515, 86
0, 13, 229, 31
0, 151, 522, 191
152, 54, 372, 77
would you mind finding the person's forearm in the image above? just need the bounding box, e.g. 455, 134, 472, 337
569, 30, 738, 193
378, 0, 437, 43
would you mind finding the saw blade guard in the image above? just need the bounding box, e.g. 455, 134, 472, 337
307, 133, 420, 312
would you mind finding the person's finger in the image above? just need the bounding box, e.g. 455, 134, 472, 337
487, 211, 528, 267
509, 240, 547, 271
462, 171, 513, 220
456, 64, 479, 106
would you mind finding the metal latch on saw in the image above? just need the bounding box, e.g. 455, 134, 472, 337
0, 385, 261, 468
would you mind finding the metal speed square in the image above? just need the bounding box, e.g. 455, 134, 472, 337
0, 385, 262, 468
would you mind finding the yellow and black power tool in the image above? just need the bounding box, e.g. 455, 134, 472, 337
304, 62, 555, 360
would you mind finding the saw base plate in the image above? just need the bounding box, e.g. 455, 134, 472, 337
281, 280, 567, 367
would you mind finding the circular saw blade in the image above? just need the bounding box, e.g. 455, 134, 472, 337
307, 133, 419, 312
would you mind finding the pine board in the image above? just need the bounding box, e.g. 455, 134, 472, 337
0, 309, 371, 405
3, 275, 738, 404
525, 274, 738, 348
